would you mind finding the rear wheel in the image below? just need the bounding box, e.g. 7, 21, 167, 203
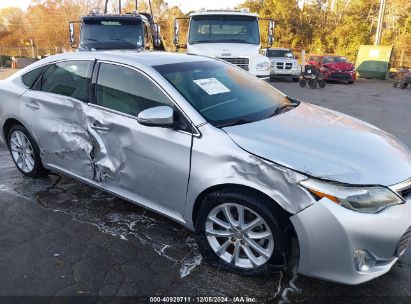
318, 80, 326, 88
348, 81, 354, 84
299, 79, 306, 87
399, 82, 408, 89
308, 79, 317, 89
195, 189, 289, 276
393, 81, 398, 88
7, 125, 48, 178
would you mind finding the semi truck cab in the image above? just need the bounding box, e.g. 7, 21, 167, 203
174, 9, 274, 78
69, 10, 164, 52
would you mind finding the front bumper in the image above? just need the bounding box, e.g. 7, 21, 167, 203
324, 71, 356, 82
291, 197, 411, 284
271, 67, 300, 77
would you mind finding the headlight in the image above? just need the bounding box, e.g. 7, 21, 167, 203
256, 62, 270, 71
300, 179, 404, 213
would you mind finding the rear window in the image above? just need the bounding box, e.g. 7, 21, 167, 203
21, 65, 48, 88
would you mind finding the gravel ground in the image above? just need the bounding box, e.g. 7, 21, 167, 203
0, 70, 411, 303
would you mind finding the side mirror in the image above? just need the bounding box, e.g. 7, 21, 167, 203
268, 20, 274, 46
69, 22, 77, 48
137, 106, 174, 126
173, 19, 179, 47
153, 23, 161, 48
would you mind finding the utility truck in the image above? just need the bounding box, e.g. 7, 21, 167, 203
69, 0, 164, 51
173, 8, 274, 78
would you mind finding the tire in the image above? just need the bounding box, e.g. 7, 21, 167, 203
195, 188, 290, 276
318, 80, 326, 88
7, 125, 48, 178
308, 79, 317, 89
299, 79, 306, 87
292, 77, 299, 82
399, 82, 408, 89
393, 81, 398, 88
348, 81, 354, 84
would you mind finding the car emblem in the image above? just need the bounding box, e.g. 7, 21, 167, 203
221, 53, 231, 57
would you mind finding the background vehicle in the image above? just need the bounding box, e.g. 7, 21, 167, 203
69, 0, 165, 51
308, 55, 356, 84
262, 48, 301, 82
173, 8, 274, 78
298, 64, 326, 89
392, 67, 411, 89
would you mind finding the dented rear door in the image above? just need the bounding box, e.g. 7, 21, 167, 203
20, 60, 95, 179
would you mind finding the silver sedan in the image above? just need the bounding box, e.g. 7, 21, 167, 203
1, 51, 411, 284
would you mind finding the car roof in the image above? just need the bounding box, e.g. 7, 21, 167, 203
40, 51, 209, 67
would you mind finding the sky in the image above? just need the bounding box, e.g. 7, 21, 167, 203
0, 0, 244, 13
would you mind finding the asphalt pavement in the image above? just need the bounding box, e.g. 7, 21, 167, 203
1, 71, 411, 303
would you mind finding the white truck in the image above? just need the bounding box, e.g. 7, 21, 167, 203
173, 8, 274, 78
261, 47, 301, 82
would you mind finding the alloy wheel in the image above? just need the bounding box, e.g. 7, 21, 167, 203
205, 203, 274, 269
10, 130, 35, 173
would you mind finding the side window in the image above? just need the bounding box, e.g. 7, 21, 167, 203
21, 65, 48, 88
96, 63, 172, 117
39, 61, 91, 102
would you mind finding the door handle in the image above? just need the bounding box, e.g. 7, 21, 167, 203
91, 122, 110, 132
25, 101, 40, 110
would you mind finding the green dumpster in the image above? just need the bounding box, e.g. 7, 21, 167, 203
355, 45, 393, 80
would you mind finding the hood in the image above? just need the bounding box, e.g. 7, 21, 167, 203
187, 43, 260, 58
223, 102, 411, 186
324, 61, 353, 71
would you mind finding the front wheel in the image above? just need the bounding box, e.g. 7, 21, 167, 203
195, 189, 289, 276
7, 125, 48, 178
308, 79, 317, 89
299, 79, 306, 87
399, 82, 408, 89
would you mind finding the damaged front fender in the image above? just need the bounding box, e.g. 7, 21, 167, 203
185, 124, 316, 229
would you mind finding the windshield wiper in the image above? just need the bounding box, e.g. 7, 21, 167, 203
268, 103, 298, 118
218, 39, 254, 44
217, 118, 252, 128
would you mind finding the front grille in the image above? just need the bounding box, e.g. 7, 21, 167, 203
219, 57, 249, 71
275, 62, 293, 70
396, 226, 411, 257
328, 73, 352, 80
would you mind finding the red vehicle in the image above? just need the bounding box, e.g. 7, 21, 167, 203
308, 55, 356, 84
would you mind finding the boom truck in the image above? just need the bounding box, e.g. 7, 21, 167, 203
173, 8, 274, 78
69, 0, 165, 51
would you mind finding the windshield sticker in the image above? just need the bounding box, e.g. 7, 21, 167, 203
101, 21, 121, 26
193, 78, 230, 95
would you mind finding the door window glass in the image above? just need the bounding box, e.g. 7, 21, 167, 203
40, 61, 91, 101
21, 65, 48, 88
96, 63, 172, 116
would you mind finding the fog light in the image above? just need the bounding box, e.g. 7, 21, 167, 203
354, 249, 377, 271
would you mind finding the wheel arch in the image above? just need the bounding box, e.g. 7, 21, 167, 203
191, 183, 292, 228
2, 118, 26, 147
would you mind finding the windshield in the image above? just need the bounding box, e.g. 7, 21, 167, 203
154, 60, 290, 127
80, 18, 143, 50
188, 15, 260, 45
266, 50, 294, 58
323, 56, 348, 63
